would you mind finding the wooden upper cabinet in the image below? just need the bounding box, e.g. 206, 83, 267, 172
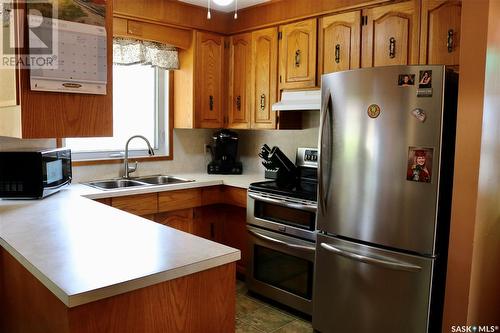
420, 0, 461, 66
319, 11, 361, 75
362, 1, 420, 68
228, 33, 251, 129
195, 31, 225, 128
250, 27, 278, 129
279, 18, 317, 89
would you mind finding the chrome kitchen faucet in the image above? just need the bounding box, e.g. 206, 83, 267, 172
123, 135, 155, 179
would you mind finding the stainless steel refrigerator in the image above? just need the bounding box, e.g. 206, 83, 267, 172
314, 65, 458, 333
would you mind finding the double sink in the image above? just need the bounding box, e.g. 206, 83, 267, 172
85, 175, 194, 191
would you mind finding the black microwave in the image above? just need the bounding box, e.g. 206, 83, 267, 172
0, 148, 72, 199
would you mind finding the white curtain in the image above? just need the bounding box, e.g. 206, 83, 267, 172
113, 37, 179, 70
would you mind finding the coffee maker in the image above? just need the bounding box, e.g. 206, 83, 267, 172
207, 129, 243, 174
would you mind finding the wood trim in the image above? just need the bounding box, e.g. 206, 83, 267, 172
113, 17, 192, 49
0, 247, 236, 333
168, 71, 175, 159
229, 0, 393, 34
113, 0, 231, 35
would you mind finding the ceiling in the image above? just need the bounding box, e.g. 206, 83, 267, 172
178, 0, 270, 13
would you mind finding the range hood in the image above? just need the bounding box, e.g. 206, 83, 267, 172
272, 89, 321, 111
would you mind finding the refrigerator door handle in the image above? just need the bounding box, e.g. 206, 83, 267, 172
249, 229, 316, 253
320, 242, 422, 272
318, 89, 332, 215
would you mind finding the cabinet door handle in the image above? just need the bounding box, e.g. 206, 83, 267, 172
209, 95, 214, 111
260, 94, 266, 111
447, 29, 454, 53
295, 49, 301, 67
236, 95, 241, 111
389, 37, 396, 59
210, 223, 215, 239
335, 44, 340, 64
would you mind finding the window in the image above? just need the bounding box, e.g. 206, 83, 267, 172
65, 64, 169, 161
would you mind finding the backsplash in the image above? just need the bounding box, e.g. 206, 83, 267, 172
236, 116, 319, 173
72, 129, 213, 183
0, 113, 319, 183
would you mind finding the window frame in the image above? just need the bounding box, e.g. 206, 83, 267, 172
62, 67, 174, 165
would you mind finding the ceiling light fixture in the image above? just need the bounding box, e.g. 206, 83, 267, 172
206, 0, 238, 20
213, 0, 234, 5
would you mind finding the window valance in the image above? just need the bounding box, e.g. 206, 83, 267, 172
113, 37, 179, 70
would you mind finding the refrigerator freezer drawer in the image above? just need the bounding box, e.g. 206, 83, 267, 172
313, 234, 434, 333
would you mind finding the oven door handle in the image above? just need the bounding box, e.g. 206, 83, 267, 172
248, 229, 316, 253
320, 243, 422, 272
248, 192, 317, 212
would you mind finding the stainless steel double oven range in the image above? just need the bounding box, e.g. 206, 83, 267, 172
246, 148, 318, 315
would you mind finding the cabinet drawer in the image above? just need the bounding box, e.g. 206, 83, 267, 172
158, 189, 202, 212
111, 193, 158, 215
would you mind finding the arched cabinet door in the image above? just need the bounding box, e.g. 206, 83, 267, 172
279, 18, 317, 90
196, 31, 224, 128
362, 0, 420, 68
420, 0, 461, 67
228, 33, 252, 129
319, 11, 361, 75
250, 27, 278, 129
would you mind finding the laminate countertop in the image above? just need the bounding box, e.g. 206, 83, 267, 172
0, 173, 263, 308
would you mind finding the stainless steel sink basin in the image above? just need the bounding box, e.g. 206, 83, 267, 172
84, 175, 193, 190
136, 175, 194, 185
86, 179, 148, 190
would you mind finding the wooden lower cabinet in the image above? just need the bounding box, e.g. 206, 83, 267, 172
0, 248, 236, 333
193, 205, 225, 242
155, 209, 194, 233
221, 205, 248, 276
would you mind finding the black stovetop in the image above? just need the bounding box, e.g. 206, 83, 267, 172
249, 178, 317, 202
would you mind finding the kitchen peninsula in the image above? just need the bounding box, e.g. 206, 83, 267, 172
0, 182, 241, 333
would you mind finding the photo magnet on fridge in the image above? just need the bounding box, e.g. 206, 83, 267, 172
418, 70, 432, 88
406, 147, 433, 183
398, 74, 415, 86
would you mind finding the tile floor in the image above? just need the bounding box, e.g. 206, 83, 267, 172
236, 280, 313, 333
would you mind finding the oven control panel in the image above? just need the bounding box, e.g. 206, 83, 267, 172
296, 147, 318, 168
